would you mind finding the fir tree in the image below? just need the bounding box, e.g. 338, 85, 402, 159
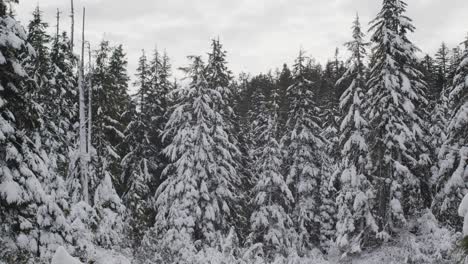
91, 41, 130, 193
147, 48, 172, 190
433, 39, 468, 228
335, 15, 377, 254
367, 0, 430, 239
276, 64, 293, 137
249, 87, 295, 261
146, 56, 241, 262
0, 2, 65, 261
282, 50, 324, 252
434, 43, 451, 94
121, 49, 170, 251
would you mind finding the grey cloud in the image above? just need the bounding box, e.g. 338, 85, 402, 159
17, 0, 468, 88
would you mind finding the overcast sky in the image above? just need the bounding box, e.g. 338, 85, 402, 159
17, 0, 468, 86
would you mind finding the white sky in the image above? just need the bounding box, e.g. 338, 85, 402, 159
17, 0, 468, 86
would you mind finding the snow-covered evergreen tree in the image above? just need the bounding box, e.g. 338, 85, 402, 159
281, 50, 324, 253
433, 39, 468, 228
26, 11, 76, 251
93, 173, 125, 248
0, 2, 64, 261
366, 0, 430, 239
205, 38, 246, 235
249, 85, 295, 261
91, 41, 130, 193
205, 39, 234, 129
147, 48, 172, 189
121, 48, 173, 251
145, 56, 240, 262
335, 15, 377, 254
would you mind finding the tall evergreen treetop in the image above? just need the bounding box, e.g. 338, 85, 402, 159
0, 3, 63, 261
148, 55, 240, 262
27, 5, 50, 79
249, 87, 295, 261
335, 15, 377, 253
282, 50, 325, 252
433, 39, 468, 228
367, 0, 429, 238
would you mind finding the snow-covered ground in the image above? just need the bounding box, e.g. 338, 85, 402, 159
51, 212, 461, 264
51, 247, 131, 264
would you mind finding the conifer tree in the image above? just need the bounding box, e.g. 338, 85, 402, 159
367, 0, 429, 239
146, 55, 241, 262
91, 41, 130, 193
147, 48, 172, 190
277, 64, 293, 134
249, 87, 295, 261
121, 49, 171, 250
0, 2, 66, 261
205, 39, 234, 123
335, 15, 377, 253
88, 40, 128, 252
282, 50, 324, 252
205, 39, 245, 231
27, 5, 50, 84
433, 39, 468, 228
434, 43, 451, 94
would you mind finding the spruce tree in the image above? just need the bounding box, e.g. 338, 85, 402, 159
89, 40, 128, 251
249, 87, 295, 261
147, 48, 172, 190
91, 41, 130, 193
367, 0, 429, 239
277, 64, 293, 135
282, 50, 324, 252
335, 15, 377, 254
121, 49, 173, 251
146, 56, 241, 262
205, 38, 245, 233
433, 39, 468, 228
0, 2, 65, 261
434, 43, 451, 94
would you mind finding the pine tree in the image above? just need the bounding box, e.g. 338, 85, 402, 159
276, 64, 293, 137
281, 50, 324, 252
0, 2, 63, 261
93, 173, 125, 249
205, 39, 233, 119
50, 31, 78, 174
121, 49, 171, 251
147, 48, 172, 190
249, 87, 295, 261
89, 40, 128, 251
91, 41, 130, 193
367, 0, 429, 239
205, 38, 246, 234
433, 39, 468, 229
146, 56, 241, 262
26, 5, 50, 84
434, 43, 451, 94
335, 15, 377, 254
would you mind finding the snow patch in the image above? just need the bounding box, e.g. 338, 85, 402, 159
51, 246, 82, 264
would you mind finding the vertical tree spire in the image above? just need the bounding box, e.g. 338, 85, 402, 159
335, 14, 377, 253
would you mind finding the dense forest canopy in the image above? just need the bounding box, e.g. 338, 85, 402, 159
1, 0, 468, 263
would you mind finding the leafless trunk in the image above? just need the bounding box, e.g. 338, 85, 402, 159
55, 9, 60, 41
87, 42, 93, 155
70, 0, 74, 49
79, 7, 89, 204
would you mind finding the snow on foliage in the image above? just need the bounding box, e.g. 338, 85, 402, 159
434, 40, 468, 229
366, 0, 429, 236
335, 14, 377, 255
281, 50, 325, 254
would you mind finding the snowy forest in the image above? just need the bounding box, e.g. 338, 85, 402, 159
1, 0, 468, 263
